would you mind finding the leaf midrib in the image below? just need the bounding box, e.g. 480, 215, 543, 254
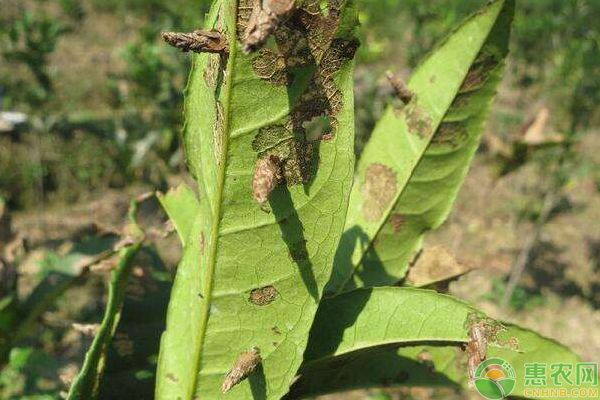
189, 0, 239, 397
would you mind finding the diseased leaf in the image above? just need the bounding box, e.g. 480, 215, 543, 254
405, 246, 474, 288
291, 287, 582, 399
305, 287, 478, 361
67, 243, 142, 400
157, 184, 200, 246
327, 0, 514, 293
288, 346, 462, 399
155, 1, 359, 399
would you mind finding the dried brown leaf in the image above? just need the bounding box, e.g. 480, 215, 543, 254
406, 246, 475, 287
162, 30, 229, 54
221, 348, 262, 393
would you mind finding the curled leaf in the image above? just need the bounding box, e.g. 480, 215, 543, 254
386, 71, 413, 104
243, 0, 297, 53
252, 156, 283, 210
162, 30, 229, 54
222, 348, 262, 393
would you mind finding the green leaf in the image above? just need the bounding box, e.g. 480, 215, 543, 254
156, 1, 359, 399
305, 287, 475, 361
67, 243, 142, 400
0, 346, 61, 399
0, 295, 18, 366
327, 0, 514, 293
157, 184, 200, 246
291, 287, 582, 399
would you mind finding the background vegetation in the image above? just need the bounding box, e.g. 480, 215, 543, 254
0, 0, 598, 398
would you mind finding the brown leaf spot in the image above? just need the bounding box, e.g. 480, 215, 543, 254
466, 341, 480, 382
249, 286, 279, 306
252, 49, 290, 86
404, 103, 433, 139
459, 52, 497, 93
222, 348, 262, 393
246, 1, 358, 186
463, 313, 518, 379
431, 121, 468, 148
204, 52, 225, 88
214, 101, 225, 163
469, 323, 488, 361
362, 164, 398, 222
237, 0, 255, 41
252, 124, 313, 186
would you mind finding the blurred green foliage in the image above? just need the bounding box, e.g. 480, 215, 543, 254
512, 0, 600, 130
356, 0, 481, 65
0, 10, 69, 106
0, 0, 598, 210
487, 277, 545, 311
0, 347, 60, 399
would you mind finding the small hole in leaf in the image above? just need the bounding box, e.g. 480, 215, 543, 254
303, 114, 333, 141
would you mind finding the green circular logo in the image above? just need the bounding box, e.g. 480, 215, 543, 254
474, 358, 516, 399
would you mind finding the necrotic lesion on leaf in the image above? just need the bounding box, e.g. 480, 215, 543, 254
362, 163, 398, 222
403, 101, 433, 139
458, 50, 499, 94
252, 49, 290, 85
244, 0, 358, 200
213, 101, 225, 163
431, 121, 469, 148
249, 285, 279, 306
